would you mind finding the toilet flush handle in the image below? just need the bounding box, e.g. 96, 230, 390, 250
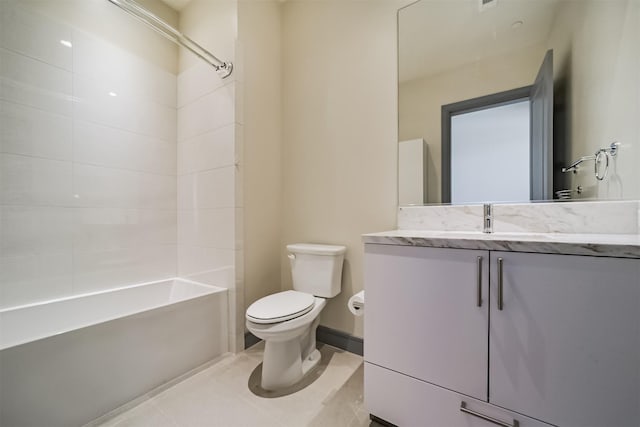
288, 254, 296, 261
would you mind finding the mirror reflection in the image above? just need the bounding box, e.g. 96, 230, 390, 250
398, 0, 640, 205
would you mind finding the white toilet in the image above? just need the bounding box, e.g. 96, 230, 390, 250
246, 243, 346, 391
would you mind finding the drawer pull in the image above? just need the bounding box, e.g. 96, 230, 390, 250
476, 256, 483, 307
497, 257, 504, 311
460, 402, 519, 427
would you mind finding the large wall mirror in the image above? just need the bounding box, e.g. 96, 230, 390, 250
398, 0, 639, 205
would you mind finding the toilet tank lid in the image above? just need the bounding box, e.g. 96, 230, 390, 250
287, 243, 346, 256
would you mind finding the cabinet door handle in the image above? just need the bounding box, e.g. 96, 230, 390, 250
460, 402, 519, 427
497, 257, 504, 311
476, 256, 483, 307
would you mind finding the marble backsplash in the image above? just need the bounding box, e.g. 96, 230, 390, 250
398, 200, 640, 235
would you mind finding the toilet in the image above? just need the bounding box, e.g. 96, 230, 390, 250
246, 243, 346, 391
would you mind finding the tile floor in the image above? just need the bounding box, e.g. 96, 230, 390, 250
92, 342, 380, 427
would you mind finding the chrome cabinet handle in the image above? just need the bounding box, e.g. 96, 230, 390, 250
460, 402, 519, 427
476, 256, 483, 307
497, 257, 504, 311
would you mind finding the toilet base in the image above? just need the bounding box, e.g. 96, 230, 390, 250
260, 315, 322, 391
302, 348, 321, 374
261, 343, 321, 391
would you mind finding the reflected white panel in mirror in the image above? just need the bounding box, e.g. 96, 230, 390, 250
451, 100, 529, 204
399, 139, 427, 205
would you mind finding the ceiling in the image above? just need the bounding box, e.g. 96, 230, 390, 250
399, 0, 561, 83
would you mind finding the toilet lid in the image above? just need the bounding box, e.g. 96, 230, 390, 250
246, 290, 315, 324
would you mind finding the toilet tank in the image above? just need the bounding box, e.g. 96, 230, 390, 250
287, 243, 346, 298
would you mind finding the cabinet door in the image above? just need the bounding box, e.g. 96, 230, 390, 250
490, 251, 640, 427
365, 244, 489, 400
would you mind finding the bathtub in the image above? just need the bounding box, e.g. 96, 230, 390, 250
0, 278, 228, 427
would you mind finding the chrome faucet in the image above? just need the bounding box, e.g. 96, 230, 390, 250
483, 204, 492, 234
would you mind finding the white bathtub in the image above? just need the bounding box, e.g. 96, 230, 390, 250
0, 278, 228, 427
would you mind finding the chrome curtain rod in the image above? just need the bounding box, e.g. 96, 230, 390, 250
107, 0, 233, 78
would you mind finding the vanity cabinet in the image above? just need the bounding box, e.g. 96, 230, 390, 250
364, 243, 640, 427
365, 245, 489, 400
489, 251, 640, 427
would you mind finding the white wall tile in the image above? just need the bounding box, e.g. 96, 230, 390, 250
0, 253, 73, 309
234, 164, 243, 209
73, 164, 176, 210
0, 2, 242, 313
0, 1, 187, 308
178, 208, 235, 249
177, 124, 235, 174
234, 207, 244, 250
0, 48, 72, 115
176, 53, 239, 307
73, 74, 176, 142
72, 30, 176, 108
177, 245, 234, 282
184, 265, 234, 290
0, 154, 73, 206
177, 61, 225, 108
72, 245, 177, 294
74, 120, 176, 175
73, 208, 177, 252
0, 1, 73, 71
177, 83, 234, 141
1, 206, 73, 257
234, 123, 243, 168
234, 81, 243, 125
0, 100, 72, 160
234, 247, 244, 284
178, 167, 235, 210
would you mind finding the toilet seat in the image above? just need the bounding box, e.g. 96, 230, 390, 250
246, 290, 315, 324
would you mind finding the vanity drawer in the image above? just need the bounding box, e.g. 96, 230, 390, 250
365, 362, 552, 427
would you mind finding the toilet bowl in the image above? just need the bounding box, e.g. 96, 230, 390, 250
247, 293, 326, 390
245, 243, 345, 391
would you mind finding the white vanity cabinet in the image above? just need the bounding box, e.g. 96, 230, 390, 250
365, 244, 489, 400
364, 243, 640, 427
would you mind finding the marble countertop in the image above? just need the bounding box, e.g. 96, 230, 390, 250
363, 230, 640, 259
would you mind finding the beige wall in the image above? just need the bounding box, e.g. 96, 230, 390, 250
399, 44, 547, 203
281, 1, 399, 338
549, 0, 640, 200
178, 0, 236, 72
238, 1, 284, 311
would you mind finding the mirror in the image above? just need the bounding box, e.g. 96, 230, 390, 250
398, 0, 640, 205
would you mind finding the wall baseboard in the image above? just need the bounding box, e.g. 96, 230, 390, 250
316, 325, 363, 356
245, 326, 363, 357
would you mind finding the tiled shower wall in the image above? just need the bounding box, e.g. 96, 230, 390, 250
176, 0, 243, 352
177, 64, 241, 351
176, 65, 238, 288
0, 1, 178, 308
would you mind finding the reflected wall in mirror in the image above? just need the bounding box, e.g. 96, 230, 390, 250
398, 0, 640, 205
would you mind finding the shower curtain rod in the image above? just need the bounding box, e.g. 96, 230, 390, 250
107, 0, 233, 78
